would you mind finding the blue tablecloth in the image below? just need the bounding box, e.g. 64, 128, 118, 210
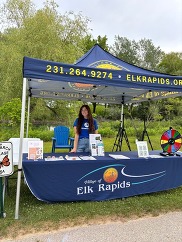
22, 151, 182, 202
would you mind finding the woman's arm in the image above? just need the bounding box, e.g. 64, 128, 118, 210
70, 126, 79, 152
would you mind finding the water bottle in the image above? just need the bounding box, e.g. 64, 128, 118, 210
97, 139, 105, 156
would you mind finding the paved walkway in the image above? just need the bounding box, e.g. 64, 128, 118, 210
3, 211, 182, 242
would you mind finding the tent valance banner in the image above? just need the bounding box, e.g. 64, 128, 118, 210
23, 45, 182, 104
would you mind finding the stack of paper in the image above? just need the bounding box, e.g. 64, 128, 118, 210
109, 154, 130, 159
45, 156, 64, 161
79, 156, 96, 160
148, 155, 164, 158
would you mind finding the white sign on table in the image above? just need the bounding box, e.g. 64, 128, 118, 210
28, 140, 43, 160
136, 140, 149, 158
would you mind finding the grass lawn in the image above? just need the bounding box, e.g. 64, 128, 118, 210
44, 135, 162, 153
1, 136, 182, 239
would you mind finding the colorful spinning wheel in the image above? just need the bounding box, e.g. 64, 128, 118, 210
160, 128, 182, 153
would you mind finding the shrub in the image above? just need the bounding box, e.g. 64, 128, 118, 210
28, 129, 53, 142
99, 127, 115, 137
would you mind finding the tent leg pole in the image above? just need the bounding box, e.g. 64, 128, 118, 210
26, 95, 30, 138
15, 78, 27, 219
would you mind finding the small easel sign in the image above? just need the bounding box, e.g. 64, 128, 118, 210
0, 142, 13, 218
0, 142, 13, 177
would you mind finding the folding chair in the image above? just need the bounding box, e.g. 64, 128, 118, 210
51, 126, 74, 152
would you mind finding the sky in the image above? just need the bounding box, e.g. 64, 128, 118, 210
48, 0, 182, 53
1, 0, 182, 53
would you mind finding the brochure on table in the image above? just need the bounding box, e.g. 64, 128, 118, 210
65, 155, 81, 160
28, 140, 43, 159
89, 134, 105, 156
109, 154, 130, 159
79, 156, 96, 160
45, 156, 64, 161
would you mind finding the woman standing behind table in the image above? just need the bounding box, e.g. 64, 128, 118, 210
71, 104, 98, 153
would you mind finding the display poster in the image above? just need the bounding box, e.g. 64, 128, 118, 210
89, 134, 105, 156
136, 140, 149, 157
0, 142, 13, 177
28, 140, 43, 160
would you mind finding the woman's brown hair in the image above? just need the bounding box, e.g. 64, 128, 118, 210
76, 105, 95, 134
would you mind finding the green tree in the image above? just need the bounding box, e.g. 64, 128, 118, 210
158, 52, 182, 75
156, 53, 182, 122
0, 0, 35, 28
110, 36, 139, 65
0, 30, 23, 103
0, 98, 22, 127
110, 36, 164, 71
30, 99, 78, 127
137, 38, 164, 70
82, 34, 109, 53
156, 98, 182, 121
0, 0, 91, 120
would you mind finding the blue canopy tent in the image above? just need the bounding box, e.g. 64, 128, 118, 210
15, 44, 182, 219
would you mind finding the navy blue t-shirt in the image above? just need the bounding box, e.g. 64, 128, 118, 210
73, 118, 98, 139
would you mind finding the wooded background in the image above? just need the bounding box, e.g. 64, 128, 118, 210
0, 0, 182, 141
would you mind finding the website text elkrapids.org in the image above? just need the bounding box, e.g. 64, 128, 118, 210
126, 74, 182, 86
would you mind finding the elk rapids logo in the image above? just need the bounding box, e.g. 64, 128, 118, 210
76, 164, 166, 195
103, 168, 118, 183
69, 60, 128, 91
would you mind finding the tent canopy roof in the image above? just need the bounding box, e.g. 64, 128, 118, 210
23, 44, 182, 104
